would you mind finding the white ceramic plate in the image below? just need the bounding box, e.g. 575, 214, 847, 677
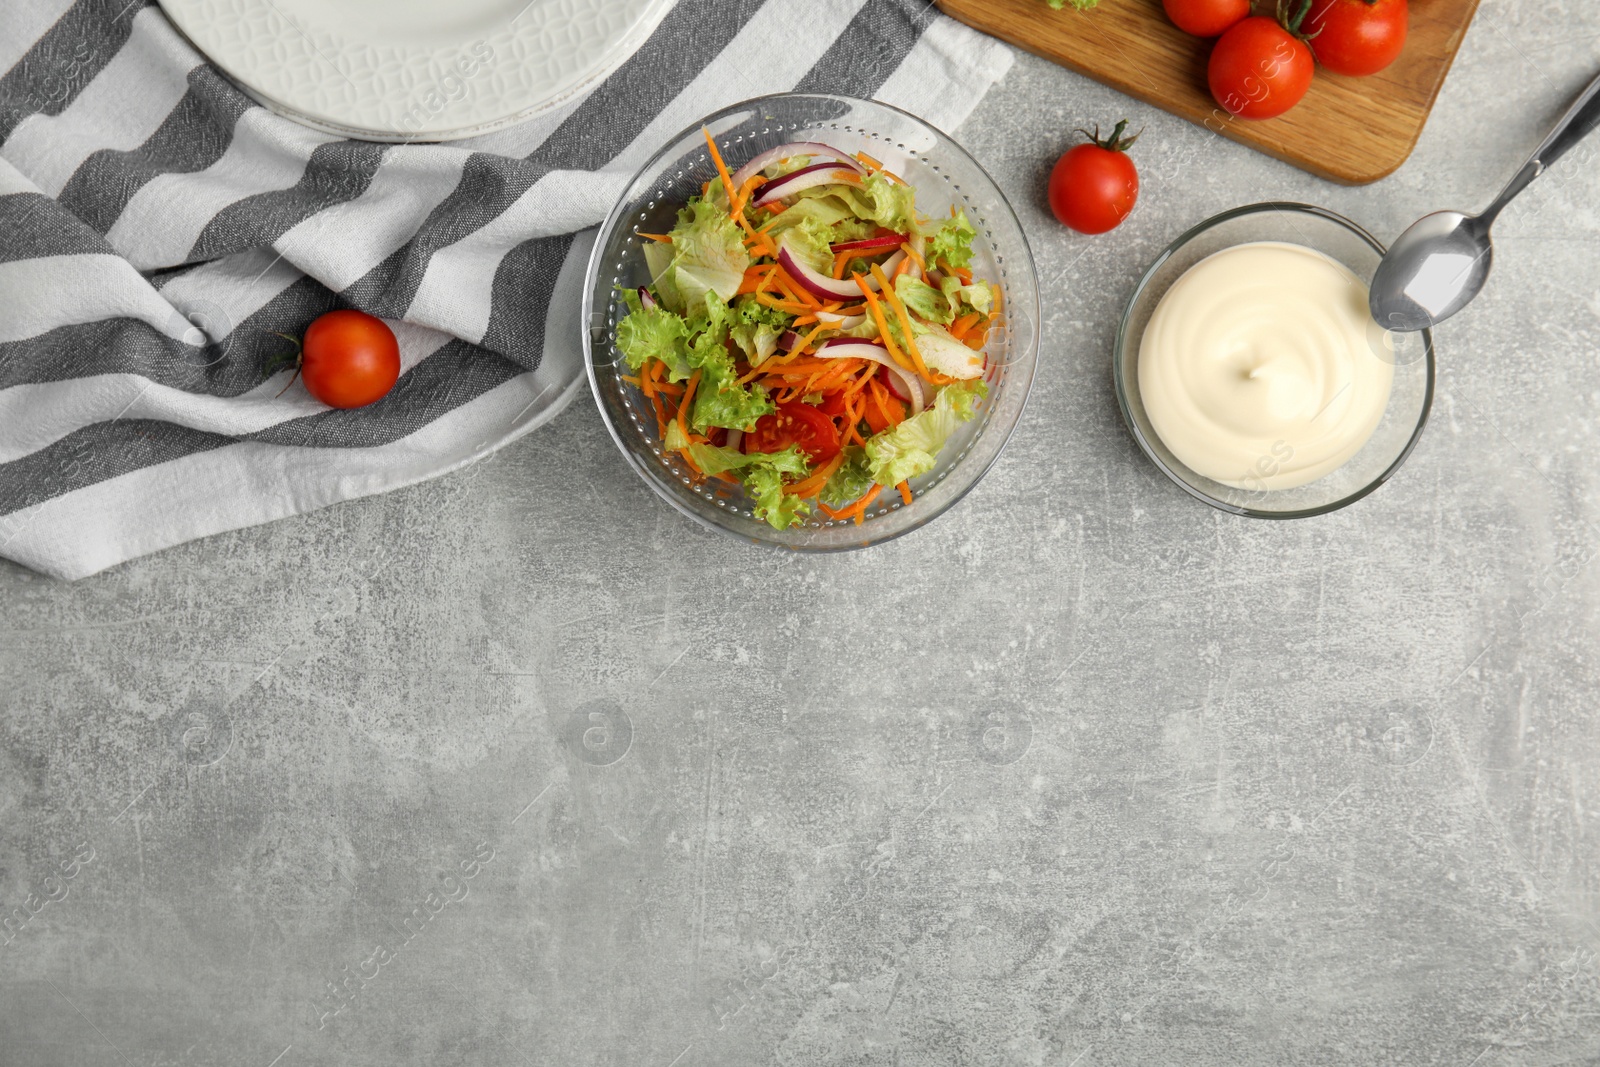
159, 0, 678, 142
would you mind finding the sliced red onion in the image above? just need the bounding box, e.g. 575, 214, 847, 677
776, 243, 866, 302
725, 428, 742, 452
831, 234, 906, 254
777, 240, 904, 303
753, 162, 866, 209
729, 142, 864, 190
637, 286, 657, 310
817, 339, 925, 416
778, 330, 801, 353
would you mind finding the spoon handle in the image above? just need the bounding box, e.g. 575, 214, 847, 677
1482, 68, 1600, 224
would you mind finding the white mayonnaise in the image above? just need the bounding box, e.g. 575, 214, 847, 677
1138, 241, 1395, 492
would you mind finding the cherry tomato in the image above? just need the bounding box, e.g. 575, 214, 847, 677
1208, 16, 1316, 120
1304, 0, 1408, 76
1163, 0, 1251, 37
1046, 120, 1140, 235
299, 310, 401, 409
744, 401, 841, 464
862, 391, 905, 436
815, 391, 849, 418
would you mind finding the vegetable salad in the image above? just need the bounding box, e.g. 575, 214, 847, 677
614, 131, 1002, 530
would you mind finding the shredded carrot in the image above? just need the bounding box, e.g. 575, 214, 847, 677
784, 453, 844, 498
897, 480, 912, 506
820, 484, 882, 523
841, 363, 878, 401
830, 169, 863, 185
773, 267, 823, 309
868, 378, 900, 431
790, 314, 818, 328
871, 262, 944, 385
900, 242, 926, 272
964, 322, 990, 350
731, 173, 767, 217
637, 232, 673, 244
754, 293, 812, 314
843, 395, 867, 447
856, 151, 883, 172
650, 393, 668, 439
677, 369, 700, 441
949, 312, 981, 341
736, 264, 776, 296
796, 321, 829, 354
703, 128, 738, 207
832, 250, 855, 280
851, 486, 884, 524
756, 357, 843, 375
856, 275, 916, 374
740, 217, 778, 258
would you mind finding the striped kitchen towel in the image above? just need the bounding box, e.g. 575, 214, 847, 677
0, 0, 1013, 580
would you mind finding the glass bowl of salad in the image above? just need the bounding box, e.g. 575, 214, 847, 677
582, 93, 1039, 549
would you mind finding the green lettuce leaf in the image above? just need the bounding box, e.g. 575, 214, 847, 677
615, 289, 692, 377
665, 197, 751, 316
793, 172, 918, 236
927, 210, 977, 270
916, 327, 986, 380
939, 274, 994, 317
730, 321, 782, 365
863, 379, 987, 487
894, 275, 955, 325
678, 444, 812, 530
683, 442, 809, 479
693, 368, 774, 432
642, 241, 683, 313
733, 295, 791, 329
662, 418, 692, 452
681, 314, 770, 432
744, 463, 811, 530
619, 288, 773, 430
820, 446, 875, 509
762, 195, 855, 235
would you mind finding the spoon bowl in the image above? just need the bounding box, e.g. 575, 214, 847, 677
1369, 210, 1492, 332
1369, 68, 1600, 332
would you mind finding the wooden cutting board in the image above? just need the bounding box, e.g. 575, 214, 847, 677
935, 0, 1481, 184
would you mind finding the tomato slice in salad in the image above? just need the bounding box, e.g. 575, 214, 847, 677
814, 392, 849, 418
744, 401, 841, 464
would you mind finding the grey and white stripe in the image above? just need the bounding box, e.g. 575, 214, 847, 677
0, 0, 1013, 579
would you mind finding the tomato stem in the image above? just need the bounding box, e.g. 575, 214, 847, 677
266, 330, 304, 398
1278, 0, 1321, 40
1075, 118, 1142, 153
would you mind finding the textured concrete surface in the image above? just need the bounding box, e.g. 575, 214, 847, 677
5, 3, 1600, 1065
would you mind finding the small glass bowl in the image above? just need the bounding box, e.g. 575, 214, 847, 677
1114, 202, 1436, 518
582, 93, 1040, 550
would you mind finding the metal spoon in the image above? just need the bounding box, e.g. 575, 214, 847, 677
1370, 69, 1600, 332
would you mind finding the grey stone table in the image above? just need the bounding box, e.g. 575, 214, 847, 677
5, 4, 1600, 1064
